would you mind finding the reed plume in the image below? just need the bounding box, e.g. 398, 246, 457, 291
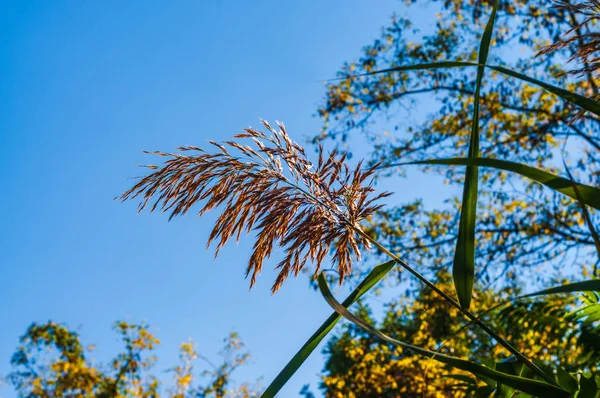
539, 0, 600, 78
120, 120, 390, 292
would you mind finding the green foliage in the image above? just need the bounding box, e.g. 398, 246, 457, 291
269, 0, 600, 396
317, 273, 570, 397
452, 0, 498, 311
261, 260, 395, 398
318, 0, 599, 289
112, 0, 600, 396
388, 157, 600, 210
310, 273, 600, 397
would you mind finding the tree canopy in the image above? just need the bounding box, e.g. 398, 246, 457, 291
6, 322, 258, 398
299, 0, 600, 395
316, 0, 599, 288
307, 272, 600, 397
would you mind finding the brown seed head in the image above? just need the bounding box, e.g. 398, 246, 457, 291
539, 0, 600, 78
120, 120, 390, 292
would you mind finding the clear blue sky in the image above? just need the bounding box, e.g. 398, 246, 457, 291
0, 1, 435, 396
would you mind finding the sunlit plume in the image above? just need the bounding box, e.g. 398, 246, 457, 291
120, 120, 390, 292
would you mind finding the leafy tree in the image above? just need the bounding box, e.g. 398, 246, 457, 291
7, 1, 600, 397
116, 0, 600, 396
316, 0, 600, 287
310, 272, 600, 397
6, 321, 259, 398
298, 1, 600, 396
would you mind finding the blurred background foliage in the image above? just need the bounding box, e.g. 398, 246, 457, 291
5, 322, 259, 398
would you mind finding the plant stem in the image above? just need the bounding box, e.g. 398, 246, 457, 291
356, 229, 557, 386
279, 168, 555, 384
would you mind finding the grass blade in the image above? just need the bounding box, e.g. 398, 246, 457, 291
487, 64, 600, 116
582, 311, 600, 326
358, 229, 556, 384
381, 157, 600, 210
452, 0, 499, 310
331, 61, 475, 81
345, 58, 600, 116
568, 303, 600, 319
563, 161, 600, 260
574, 305, 600, 322
355, 60, 600, 116
342, 58, 600, 116
261, 260, 395, 398
525, 280, 600, 297
317, 274, 570, 397
556, 367, 579, 393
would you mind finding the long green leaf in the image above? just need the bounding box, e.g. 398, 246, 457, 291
327, 61, 476, 82
487, 64, 600, 116
578, 373, 600, 398
563, 161, 600, 259
261, 260, 395, 398
385, 157, 600, 210
317, 274, 570, 397
345, 57, 600, 117
575, 307, 600, 322
582, 311, 600, 326
443, 374, 478, 385
356, 61, 473, 77
356, 60, 600, 116
525, 280, 600, 297
583, 291, 600, 303
556, 367, 579, 394
360, 229, 556, 384
453, 0, 499, 310
568, 304, 600, 320
348, 56, 600, 117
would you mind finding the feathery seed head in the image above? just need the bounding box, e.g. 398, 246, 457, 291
539, 0, 600, 79
120, 120, 390, 292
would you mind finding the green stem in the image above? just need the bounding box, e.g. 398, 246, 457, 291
278, 164, 555, 384
356, 229, 556, 386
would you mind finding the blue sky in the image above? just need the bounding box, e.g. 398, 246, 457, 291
0, 1, 442, 396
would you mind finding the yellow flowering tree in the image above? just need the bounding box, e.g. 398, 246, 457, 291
316, 0, 600, 288
114, 0, 600, 395
311, 273, 600, 397
6, 322, 259, 398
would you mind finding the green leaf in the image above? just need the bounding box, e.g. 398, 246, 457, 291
261, 260, 395, 398
574, 305, 600, 321
534, 360, 558, 384
387, 157, 600, 210
556, 367, 578, 393
354, 50, 600, 117
487, 64, 600, 116
452, 0, 499, 310
583, 291, 600, 303
568, 304, 600, 320
583, 292, 600, 304
577, 373, 600, 398
317, 274, 570, 398
525, 280, 600, 297
563, 161, 600, 259
355, 58, 600, 117
477, 0, 499, 67
348, 60, 474, 78
582, 310, 600, 326
357, 58, 600, 118
476, 357, 498, 388
495, 359, 525, 398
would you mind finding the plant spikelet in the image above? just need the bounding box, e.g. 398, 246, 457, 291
120, 120, 390, 292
